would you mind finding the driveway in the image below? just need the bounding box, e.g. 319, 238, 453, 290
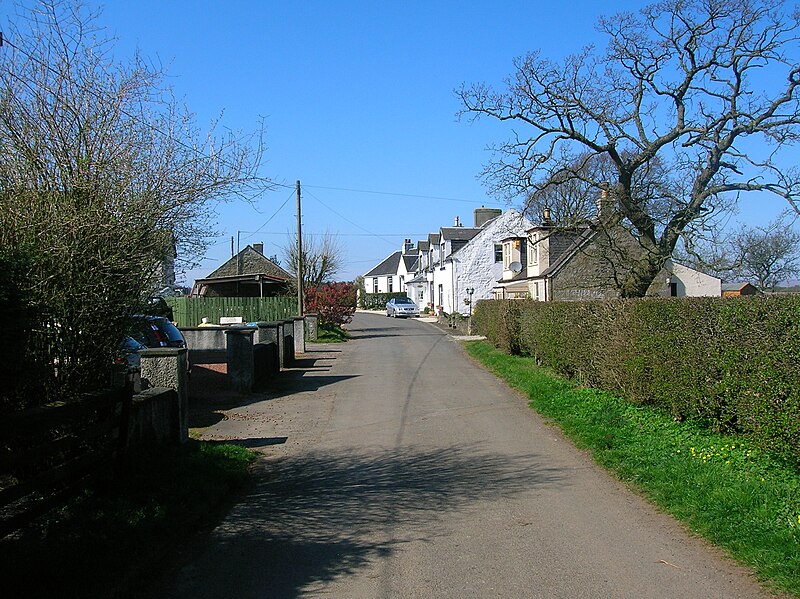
153, 312, 775, 598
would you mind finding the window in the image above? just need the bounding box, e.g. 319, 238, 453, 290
529, 242, 539, 265
372, 277, 378, 292
388, 276, 393, 293
494, 244, 503, 262
533, 281, 540, 300
400, 275, 404, 289
503, 242, 511, 269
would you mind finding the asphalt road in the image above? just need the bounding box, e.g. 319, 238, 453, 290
154, 312, 776, 598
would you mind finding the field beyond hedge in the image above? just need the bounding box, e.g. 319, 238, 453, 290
473, 296, 800, 469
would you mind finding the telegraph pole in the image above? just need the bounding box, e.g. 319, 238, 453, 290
296, 180, 304, 316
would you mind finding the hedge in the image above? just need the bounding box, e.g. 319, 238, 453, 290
473, 296, 800, 468
359, 292, 409, 310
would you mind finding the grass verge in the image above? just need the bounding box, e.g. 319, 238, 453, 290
1, 440, 257, 598
464, 340, 800, 597
311, 323, 351, 343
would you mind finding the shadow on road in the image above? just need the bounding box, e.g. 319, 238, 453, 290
188, 351, 356, 430
168, 444, 567, 598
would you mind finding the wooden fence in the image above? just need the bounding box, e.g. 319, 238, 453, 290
0, 387, 132, 538
165, 297, 298, 328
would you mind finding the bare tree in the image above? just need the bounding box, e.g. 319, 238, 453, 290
0, 1, 268, 406
459, 0, 800, 297
282, 231, 345, 292
732, 218, 800, 290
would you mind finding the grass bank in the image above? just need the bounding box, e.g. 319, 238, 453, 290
311, 323, 351, 343
1, 440, 257, 598
465, 341, 800, 597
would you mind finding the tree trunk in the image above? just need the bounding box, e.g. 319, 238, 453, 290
620, 253, 667, 298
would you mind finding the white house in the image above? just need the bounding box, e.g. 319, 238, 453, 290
363, 239, 419, 295
431, 210, 534, 314
395, 209, 534, 315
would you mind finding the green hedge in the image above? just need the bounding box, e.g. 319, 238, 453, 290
473, 296, 800, 468
359, 292, 408, 310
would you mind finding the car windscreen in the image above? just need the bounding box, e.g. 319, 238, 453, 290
395, 298, 414, 304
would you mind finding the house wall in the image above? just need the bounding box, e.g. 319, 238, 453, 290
551, 246, 722, 301
436, 211, 532, 314
367, 273, 407, 294
654, 261, 722, 297
549, 227, 640, 301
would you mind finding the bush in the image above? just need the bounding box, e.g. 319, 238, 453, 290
306, 282, 357, 327
474, 296, 800, 468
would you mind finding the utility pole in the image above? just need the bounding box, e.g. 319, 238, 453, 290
296, 180, 304, 316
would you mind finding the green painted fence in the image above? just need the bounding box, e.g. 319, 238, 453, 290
165, 297, 298, 328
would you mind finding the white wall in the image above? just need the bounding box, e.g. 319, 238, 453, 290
668, 262, 722, 297
432, 211, 533, 314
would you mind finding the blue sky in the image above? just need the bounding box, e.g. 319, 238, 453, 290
6, 1, 795, 284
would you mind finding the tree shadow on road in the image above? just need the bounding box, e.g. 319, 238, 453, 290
160, 444, 567, 598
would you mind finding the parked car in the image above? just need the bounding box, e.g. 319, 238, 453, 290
386, 297, 420, 318
128, 315, 190, 377
143, 296, 174, 321
112, 335, 147, 390
129, 315, 187, 349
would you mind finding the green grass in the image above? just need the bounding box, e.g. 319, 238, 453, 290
464, 341, 800, 596
311, 323, 351, 343
1, 440, 257, 598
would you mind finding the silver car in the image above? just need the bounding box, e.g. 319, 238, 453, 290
386, 297, 420, 318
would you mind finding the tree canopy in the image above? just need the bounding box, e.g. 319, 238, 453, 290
459, 0, 800, 296
0, 0, 268, 406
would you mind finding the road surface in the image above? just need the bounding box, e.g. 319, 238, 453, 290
154, 312, 776, 598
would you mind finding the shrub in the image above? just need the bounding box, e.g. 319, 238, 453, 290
306, 282, 357, 327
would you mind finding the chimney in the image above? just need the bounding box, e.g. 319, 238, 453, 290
402, 238, 414, 254
596, 183, 614, 222
253, 242, 264, 255
474, 207, 502, 227
454, 216, 461, 227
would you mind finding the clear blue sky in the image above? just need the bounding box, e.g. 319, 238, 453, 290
6, 1, 794, 284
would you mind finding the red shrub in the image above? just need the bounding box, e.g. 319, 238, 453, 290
306, 282, 356, 326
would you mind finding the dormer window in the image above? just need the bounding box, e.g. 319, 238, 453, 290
503, 241, 512, 269
529, 241, 539, 265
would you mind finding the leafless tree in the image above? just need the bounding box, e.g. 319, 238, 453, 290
459, 0, 800, 297
678, 212, 800, 290
733, 218, 800, 290
0, 1, 268, 406
282, 231, 345, 292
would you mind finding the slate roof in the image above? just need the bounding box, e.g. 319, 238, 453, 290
418, 240, 430, 251
403, 254, 419, 272
428, 233, 441, 245
204, 245, 290, 281
440, 227, 481, 242
365, 251, 402, 277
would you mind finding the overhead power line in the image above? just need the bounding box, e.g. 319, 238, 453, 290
304, 183, 502, 206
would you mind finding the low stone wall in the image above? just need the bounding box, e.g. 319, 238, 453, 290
127, 388, 180, 447
139, 348, 188, 443
181, 327, 227, 350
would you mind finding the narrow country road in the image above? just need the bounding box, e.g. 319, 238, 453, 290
153, 313, 773, 598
